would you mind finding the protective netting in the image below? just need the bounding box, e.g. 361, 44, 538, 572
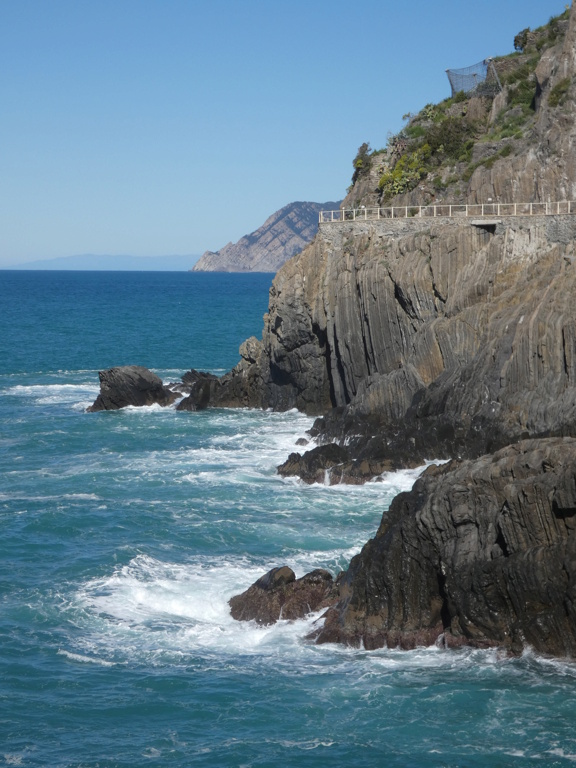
446, 59, 501, 98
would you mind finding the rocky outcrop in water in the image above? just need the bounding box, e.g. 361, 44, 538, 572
229, 566, 340, 625
176, 370, 219, 411
87, 366, 180, 411
313, 438, 576, 657
192, 201, 340, 273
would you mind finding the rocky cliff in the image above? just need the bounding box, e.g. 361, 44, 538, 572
192, 200, 340, 273
223, 3, 576, 657
213, 3, 576, 477
314, 437, 576, 656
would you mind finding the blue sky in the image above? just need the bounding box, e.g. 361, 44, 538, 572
0, 0, 568, 266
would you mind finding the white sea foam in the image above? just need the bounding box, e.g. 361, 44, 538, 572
0, 492, 101, 502
5, 382, 99, 407
73, 553, 336, 662
57, 649, 115, 667
3, 754, 25, 766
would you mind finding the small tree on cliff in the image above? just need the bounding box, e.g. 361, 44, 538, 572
351, 142, 372, 186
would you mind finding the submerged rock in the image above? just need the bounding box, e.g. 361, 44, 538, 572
87, 365, 179, 411
229, 566, 340, 625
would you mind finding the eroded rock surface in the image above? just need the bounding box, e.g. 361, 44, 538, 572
312, 438, 576, 656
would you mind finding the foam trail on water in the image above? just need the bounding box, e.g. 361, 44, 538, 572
57, 649, 115, 667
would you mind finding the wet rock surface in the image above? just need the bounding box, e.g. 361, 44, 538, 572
277, 443, 350, 484
229, 566, 340, 625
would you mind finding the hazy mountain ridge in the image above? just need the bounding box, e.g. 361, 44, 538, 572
192, 200, 341, 273
4, 254, 200, 271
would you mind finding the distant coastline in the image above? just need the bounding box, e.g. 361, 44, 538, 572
1, 253, 201, 271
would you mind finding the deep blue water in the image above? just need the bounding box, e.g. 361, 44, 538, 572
2, 270, 576, 768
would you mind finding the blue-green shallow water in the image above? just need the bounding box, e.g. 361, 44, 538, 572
2, 271, 576, 768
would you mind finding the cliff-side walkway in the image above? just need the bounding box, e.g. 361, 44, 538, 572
319, 201, 576, 223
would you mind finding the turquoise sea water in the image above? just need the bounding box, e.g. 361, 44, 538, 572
2, 270, 576, 768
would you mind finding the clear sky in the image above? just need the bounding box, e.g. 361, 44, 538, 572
0, 0, 568, 267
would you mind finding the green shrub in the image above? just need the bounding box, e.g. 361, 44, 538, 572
549, 77, 571, 107
514, 28, 530, 52
405, 124, 426, 139
420, 103, 437, 120
378, 144, 431, 200
508, 79, 536, 109
425, 117, 476, 160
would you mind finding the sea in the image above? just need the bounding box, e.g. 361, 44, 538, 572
2, 270, 576, 768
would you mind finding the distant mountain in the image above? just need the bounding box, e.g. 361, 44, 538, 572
4, 254, 200, 271
192, 200, 341, 273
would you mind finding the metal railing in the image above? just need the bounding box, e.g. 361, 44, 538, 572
319, 201, 576, 223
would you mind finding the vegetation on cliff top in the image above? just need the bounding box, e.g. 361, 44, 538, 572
349, 6, 572, 205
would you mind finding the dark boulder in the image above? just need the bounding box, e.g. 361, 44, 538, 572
277, 443, 350, 484
87, 365, 178, 412
312, 438, 576, 657
229, 566, 340, 625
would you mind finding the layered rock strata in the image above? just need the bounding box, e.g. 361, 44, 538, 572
214, 213, 576, 474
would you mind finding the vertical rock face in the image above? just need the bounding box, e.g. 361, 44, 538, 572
224, 4, 576, 657
313, 438, 576, 657
218, 213, 576, 465
223, 4, 576, 657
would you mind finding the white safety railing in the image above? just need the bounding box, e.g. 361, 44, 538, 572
319, 201, 576, 223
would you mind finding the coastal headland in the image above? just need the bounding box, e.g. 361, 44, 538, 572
89, 4, 576, 656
